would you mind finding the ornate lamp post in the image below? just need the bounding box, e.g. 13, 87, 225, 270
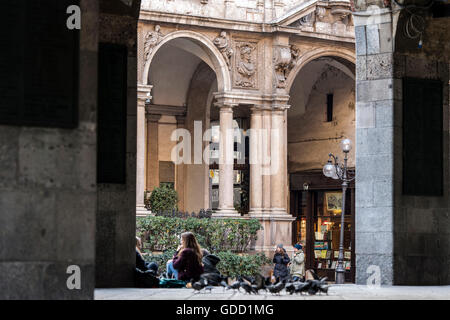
322, 138, 355, 284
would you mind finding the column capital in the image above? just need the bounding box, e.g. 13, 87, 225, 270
250, 105, 264, 113
272, 104, 290, 112
214, 102, 238, 112
138, 84, 154, 106
146, 114, 161, 123
175, 115, 186, 125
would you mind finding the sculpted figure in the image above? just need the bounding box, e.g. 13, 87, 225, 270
213, 31, 233, 70
144, 25, 164, 63
235, 44, 256, 87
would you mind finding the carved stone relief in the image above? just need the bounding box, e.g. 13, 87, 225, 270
273, 45, 300, 89
144, 25, 164, 65
213, 31, 233, 70
234, 42, 257, 89
289, 12, 315, 28
288, 3, 354, 33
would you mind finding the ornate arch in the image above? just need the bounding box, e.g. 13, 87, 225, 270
285, 47, 356, 93
142, 30, 231, 92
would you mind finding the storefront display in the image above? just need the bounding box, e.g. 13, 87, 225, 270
290, 170, 355, 282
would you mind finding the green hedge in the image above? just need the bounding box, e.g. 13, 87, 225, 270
216, 251, 271, 277
137, 216, 263, 253
143, 250, 270, 278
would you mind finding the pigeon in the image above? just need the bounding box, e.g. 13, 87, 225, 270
226, 280, 241, 292
250, 274, 268, 293
239, 281, 256, 294
294, 281, 311, 295
200, 273, 222, 286
192, 278, 208, 293
267, 281, 285, 295
285, 282, 296, 295
251, 284, 265, 294
219, 280, 228, 291
318, 285, 329, 295
242, 275, 256, 284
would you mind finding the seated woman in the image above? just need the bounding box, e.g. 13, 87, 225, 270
168, 232, 204, 282
136, 236, 158, 273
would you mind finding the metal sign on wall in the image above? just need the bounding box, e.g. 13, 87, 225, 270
0, 0, 80, 128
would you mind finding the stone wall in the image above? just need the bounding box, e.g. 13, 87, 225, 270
392, 11, 450, 284
96, 8, 139, 287
353, 5, 450, 285
0, 0, 98, 299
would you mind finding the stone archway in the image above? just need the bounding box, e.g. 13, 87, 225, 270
285, 47, 356, 93
142, 30, 231, 92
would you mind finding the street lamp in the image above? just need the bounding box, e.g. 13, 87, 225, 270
323, 138, 355, 284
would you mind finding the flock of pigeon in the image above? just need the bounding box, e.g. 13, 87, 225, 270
191, 273, 330, 296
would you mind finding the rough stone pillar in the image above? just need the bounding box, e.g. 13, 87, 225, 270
249, 106, 263, 214
136, 85, 152, 215
146, 113, 161, 192
215, 103, 239, 217
175, 115, 186, 211
353, 7, 395, 285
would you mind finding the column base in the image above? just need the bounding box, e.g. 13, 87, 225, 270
248, 211, 295, 256
213, 208, 241, 218
136, 206, 152, 217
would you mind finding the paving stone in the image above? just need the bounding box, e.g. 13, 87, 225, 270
94, 285, 450, 300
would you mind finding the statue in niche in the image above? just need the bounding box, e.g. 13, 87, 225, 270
213, 31, 233, 70
235, 43, 257, 88
144, 25, 164, 64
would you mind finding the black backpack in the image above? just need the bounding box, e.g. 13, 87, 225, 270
134, 268, 160, 288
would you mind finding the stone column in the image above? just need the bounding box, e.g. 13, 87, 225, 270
175, 115, 186, 211
249, 106, 263, 214
353, 7, 395, 285
146, 113, 161, 192
250, 104, 295, 257
261, 108, 272, 212
214, 103, 239, 217
136, 85, 152, 216
270, 108, 287, 214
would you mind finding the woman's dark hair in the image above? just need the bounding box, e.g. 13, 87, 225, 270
180, 232, 203, 265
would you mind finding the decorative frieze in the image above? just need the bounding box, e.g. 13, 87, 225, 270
234, 42, 258, 89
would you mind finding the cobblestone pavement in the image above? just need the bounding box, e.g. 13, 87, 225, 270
95, 285, 450, 300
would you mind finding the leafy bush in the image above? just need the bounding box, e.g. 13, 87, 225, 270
148, 186, 178, 212
137, 216, 263, 253
143, 250, 176, 269
142, 250, 269, 277
216, 251, 271, 277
